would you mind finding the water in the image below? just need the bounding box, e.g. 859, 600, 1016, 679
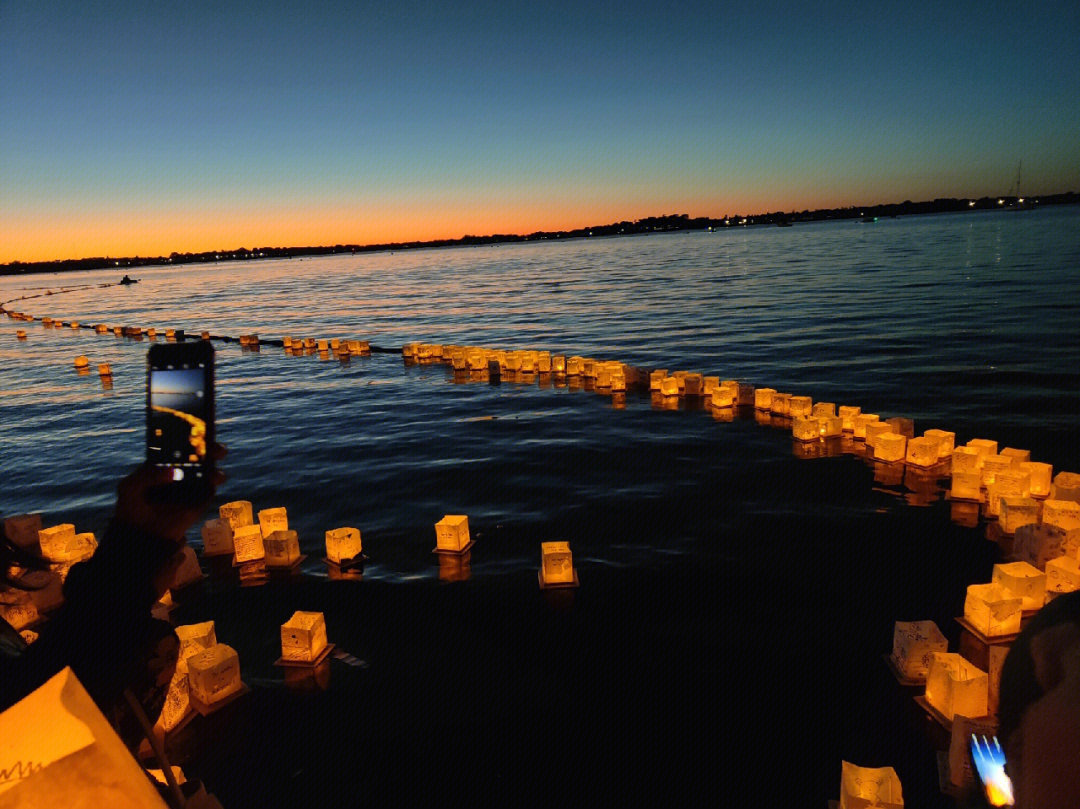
2, 205, 1079, 804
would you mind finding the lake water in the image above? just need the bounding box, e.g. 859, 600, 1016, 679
2, 205, 1079, 805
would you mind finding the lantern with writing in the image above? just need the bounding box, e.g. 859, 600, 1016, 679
981, 454, 1016, 488
925, 652, 989, 721
967, 438, 999, 458
948, 714, 999, 789
1001, 447, 1030, 464
1013, 523, 1071, 570
992, 562, 1046, 611
874, 432, 907, 463
890, 620, 947, 682
838, 761, 903, 809
0, 591, 40, 631
864, 421, 893, 448
950, 471, 984, 502
1043, 499, 1080, 532
924, 428, 955, 460
176, 621, 217, 668
753, 387, 775, 410
258, 507, 288, 538
811, 401, 836, 419
1046, 555, 1080, 597
187, 643, 243, 711
264, 529, 301, 568
1051, 471, 1080, 502
1019, 462, 1052, 498
792, 417, 821, 442
539, 541, 578, 588
434, 514, 471, 553
987, 644, 1009, 718
280, 611, 329, 663
649, 369, 668, 391
964, 583, 1022, 637
709, 385, 736, 408
837, 405, 861, 432
986, 469, 1032, 517
200, 518, 234, 556
219, 500, 254, 530
37, 524, 76, 561
325, 526, 363, 565
787, 396, 812, 418
951, 446, 983, 475
232, 524, 265, 564
769, 391, 791, 415
904, 437, 940, 468
998, 496, 1039, 535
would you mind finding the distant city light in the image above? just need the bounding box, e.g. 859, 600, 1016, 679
998, 199, 1004, 205
969, 200, 976, 207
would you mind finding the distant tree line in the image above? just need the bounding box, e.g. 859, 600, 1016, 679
3, 191, 1076, 276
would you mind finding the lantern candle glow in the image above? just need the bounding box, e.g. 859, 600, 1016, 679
925, 652, 989, 722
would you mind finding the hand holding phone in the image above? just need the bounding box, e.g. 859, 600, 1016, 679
970, 734, 1015, 807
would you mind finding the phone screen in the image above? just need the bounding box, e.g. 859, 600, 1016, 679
147, 348, 212, 486
970, 734, 1015, 807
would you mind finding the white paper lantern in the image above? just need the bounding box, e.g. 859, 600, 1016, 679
838, 761, 903, 809
925, 652, 989, 721
753, 387, 775, 410
232, 524, 265, 563
1046, 555, 1080, 596
890, 620, 947, 681
264, 529, 301, 568
811, 401, 836, 419
200, 518, 235, 556
1043, 499, 1080, 532
923, 428, 955, 460
874, 432, 907, 463
1019, 461, 1053, 497
435, 515, 470, 552
218, 500, 254, 530
258, 507, 288, 538
788, 396, 813, 418
837, 405, 861, 432
1050, 471, 1080, 503
1012, 523, 1071, 570
964, 583, 1022, 637
325, 526, 363, 564
998, 496, 1039, 535
904, 436, 940, 468
281, 611, 329, 662
992, 561, 1046, 611
187, 644, 242, 707
540, 541, 577, 587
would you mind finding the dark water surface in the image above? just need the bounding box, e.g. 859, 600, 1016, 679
2, 206, 1078, 805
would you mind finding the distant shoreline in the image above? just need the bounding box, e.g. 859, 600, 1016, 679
3, 191, 1077, 276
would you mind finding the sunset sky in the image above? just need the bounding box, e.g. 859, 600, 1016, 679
2, 1, 1078, 262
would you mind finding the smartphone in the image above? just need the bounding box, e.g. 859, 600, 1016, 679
969, 733, 1015, 807
146, 341, 215, 502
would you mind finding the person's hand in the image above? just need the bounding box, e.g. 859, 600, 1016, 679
115, 443, 227, 546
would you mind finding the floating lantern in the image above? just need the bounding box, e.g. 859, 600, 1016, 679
980, 454, 1015, 488
838, 761, 903, 809
874, 432, 907, 463
997, 496, 1039, 535
5, 513, 43, 552
890, 620, 947, 682
609, 368, 626, 392
788, 396, 813, 418
36, 524, 75, 561
200, 518, 235, 556
904, 436, 940, 468
753, 387, 775, 410
811, 401, 836, 419
16, 329, 26, 339
1051, 471, 1080, 502
1046, 555, 1080, 596
551, 355, 567, 374
885, 417, 914, 438
986, 470, 1032, 517
967, 438, 999, 458
580, 358, 598, 378
681, 372, 703, 397
709, 385, 736, 408
852, 413, 880, 440
97, 362, 112, 378
169, 545, 203, 590
232, 524, 265, 564
1019, 462, 1052, 497
536, 352, 552, 373
450, 349, 467, 370
165, 328, 176, 341
219, 500, 253, 529
73, 355, 90, 369
792, 417, 822, 442
303, 337, 316, 349
837, 405, 861, 432
325, 526, 363, 565
702, 376, 720, 397
435, 514, 471, 553
539, 541, 578, 588
176, 621, 217, 668
992, 561, 1046, 611
0, 593, 40, 632
923, 429, 955, 460
187, 643, 243, 711
951, 446, 983, 475
925, 652, 989, 722
145, 327, 156, 339
566, 356, 583, 376
264, 529, 301, 568
69, 321, 79, 329
964, 583, 1022, 637
659, 376, 679, 397
864, 421, 893, 448
1012, 523, 1073, 570
112, 325, 123, 336
1001, 447, 1030, 465
950, 471, 984, 501
769, 391, 791, 415
95, 324, 108, 333
280, 611, 330, 664
1043, 498, 1080, 533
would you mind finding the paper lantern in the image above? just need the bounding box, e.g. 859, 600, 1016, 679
951, 446, 983, 475
702, 376, 720, 396
1019, 461, 1052, 497
809, 401, 834, 419
864, 421, 893, 448
16, 329, 27, 339
950, 471, 983, 502
1043, 498, 1080, 532
264, 529, 301, 568
539, 541, 577, 587
73, 355, 89, 368
837, 405, 861, 432
37, 523, 76, 559
660, 376, 679, 397
1050, 471, 1080, 502
925, 652, 989, 721
169, 545, 203, 589
753, 387, 775, 410
964, 584, 1022, 637
924, 428, 955, 460
885, 417, 914, 438
838, 761, 903, 809
325, 526, 363, 564
232, 524, 265, 563
904, 436, 940, 468
792, 417, 821, 442
948, 714, 1000, 788
980, 454, 1015, 488
175, 621, 217, 669
768, 391, 790, 415
967, 438, 999, 458
435, 514, 471, 552
187, 643, 242, 707
1000, 447, 1030, 465
219, 500, 254, 529
258, 507, 288, 538
281, 611, 329, 662
565, 356, 583, 376
992, 561, 1046, 611
788, 396, 813, 418
95, 324, 108, 333
890, 620, 947, 681
1046, 555, 1080, 596
551, 355, 566, 374
987, 644, 1009, 718
853, 414, 881, 441
0, 592, 40, 631
873, 432, 907, 463
997, 496, 1039, 535
1012, 523, 1071, 570
200, 518, 234, 556
580, 358, 597, 378
5, 513, 43, 552
709, 386, 736, 408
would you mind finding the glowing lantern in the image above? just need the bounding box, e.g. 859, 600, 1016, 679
580, 358, 597, 378
702, 376, 720, 396
837, 405, 861, 431
280, 611, 329, 663
38, 524, 94, 563
551, 355, 567, 374
1043, 499, 1080, 532
16, 329, 26, 338
165, 328, 176, 340
1051, 471, 1080, 503
852, 413, 879, 440
992, 561, 1046, 611
0, 591, 40, 631
73, 355, 88, 368
434, 514, 471, 553
1000, 447, 1029, 465
923, 429, 955, 460
169, 545, 203, 590
874, 432, 907, 463
838, 761, 903, 809
264, 529, 301, 568
890, 620, 947, 681
788, 396, 813, 418
753, 387, 776, 410
649, 369, 669, 390
905, 437, 940, 468
1012, 523, 1072, 570
980, 454, 1015, 488
325, 526, 363, 564
402, 343, 417, 358
539, 541, 578, 588
566, 356, 583, 376
467, 350, 487, 371
950, 471, 982, 502
232, 524, 265, 564
219, 500, 254, 529
176, 621, 217, 667
145, 327, 156, 339
97, 362, 112, 378
681, 372, 702, 397
864, 421, 893, 448
997, 496, 1039, 535
95, 324, 108, 333
710, 385, 736, 408
258, 507, 288, 538
112, 326, 122, 336
5, 513, 43, 552
964, 583, 1022, 637
187, 643, 243, 711
1046, 555, 1080, 596
660, 376, 679, 397
811, 402, 836, 419
792, 417, 822, 442
967, 438, 999, 458
951, 446, 983, 475
200, 518, 234, 556
1019, 461, 1052, 497
884, 417, 914, 438
770, 391, 791, 415
925, 652, 989, 721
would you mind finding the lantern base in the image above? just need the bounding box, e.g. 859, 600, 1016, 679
188, 682, 250, 717
432, 540, 475, 556
265, 554, 307, 572
232, 554, 267, 567
274, 643, 335, 669
538, 569, 579, 590
955, 616, 1020, 647
914, 694, 955, 732
322, 553, 368, 571
881, 653, 925, 687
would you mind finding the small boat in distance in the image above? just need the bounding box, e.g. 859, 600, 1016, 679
119, 274, 139, 285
